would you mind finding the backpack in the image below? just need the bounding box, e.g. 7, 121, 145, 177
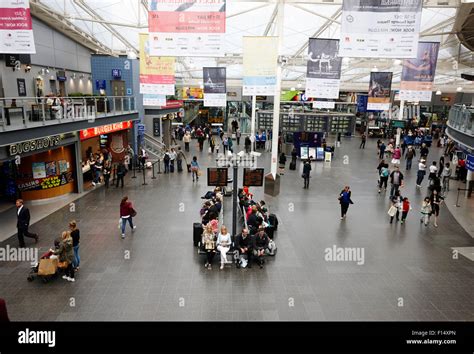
380, 167, 389, 178
164, 154, 170, 162
266, 240, 277, 256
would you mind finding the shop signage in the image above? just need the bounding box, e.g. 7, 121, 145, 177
467, 154, 474, 172
441, 96, 451, 102
17, 172, 73, 192
80, 121, 132, 140
57, 70, 66, 81
112, 68, 122, 79
0, 0, 36, 54
9, 135, 61, 156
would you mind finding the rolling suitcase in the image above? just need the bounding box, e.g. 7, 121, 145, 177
266, 225, 275, 239
170, 163, 175, 173
289, 161, 296, 170
269, 213, 278, 231
193, 223, 203, 246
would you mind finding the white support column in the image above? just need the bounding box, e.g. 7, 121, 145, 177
251, 95, 256, 152
396, 100, 405, 147
270, 0, 284, 178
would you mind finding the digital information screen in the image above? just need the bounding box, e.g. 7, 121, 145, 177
243, 168, 264, 187
207, 168, 228, 187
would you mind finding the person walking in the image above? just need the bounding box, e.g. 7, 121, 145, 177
183, 131, 191, 152
103, 160, 111, 188
245, 136, 251, 153
416, 159, 427, 188
359, 133, 367, 149
430, 190, 443, 228
379, 141, 386, 159
120, 196, 137, 239
420, 197, 432, 226
163, 150, 170, 174
16, 199, 38, 247
227, 136, 234, 154
116, 160, 127, 188
438, 156, 445, 178
216, 225, 232, 270
52, 231, 75, 282
69, 220, 80, 271
420, 143, 429, 160
176, 147, 185, 173
236, 128, 241, 146
338, 186, 354, 220
302, 159, 311, 189
400, 197, 412, 224
191, 156, 200, 182
389, 166, 404, 198
209, 134, 216, 154
279, 152, 287, 176
441, 162, 452, 195
391, 146, 402, 166
169, 148, 177, 173
389, 190, 403, 224
378, 161, 390, 193
428, 161, 438, 181
223, 136, 229, 155
405, 146, 416, 170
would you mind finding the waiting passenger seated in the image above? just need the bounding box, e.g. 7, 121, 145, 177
253, 227, 270, 269
235, 228, 253, 268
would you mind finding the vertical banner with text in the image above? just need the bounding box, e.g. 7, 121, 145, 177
339, 0, 422, 58
148, 0, 226, 57
139, 33, 175, 98
306, 38, 342, 99
367, 72, 392, 111
399, 42, 440, 102
0, 0, 35, 53
242, 36, 278, 96
203, 67, 226, 107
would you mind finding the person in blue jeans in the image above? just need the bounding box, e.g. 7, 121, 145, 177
339, 186, 354, 219
191, 156, 200, 182
69, 220, 80, 270
120, 196, 137, 239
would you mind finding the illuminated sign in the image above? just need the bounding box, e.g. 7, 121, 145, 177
80, 121, 132, 140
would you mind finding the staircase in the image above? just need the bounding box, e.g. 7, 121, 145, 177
143, 134, 166, 160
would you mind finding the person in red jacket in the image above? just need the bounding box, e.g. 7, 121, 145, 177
400, 197, 412, 224
120, 196, 137, 239
0, 298, 10, 322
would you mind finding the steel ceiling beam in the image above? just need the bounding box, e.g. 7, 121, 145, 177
290, 3, 341, 25
263, 4, 278, 35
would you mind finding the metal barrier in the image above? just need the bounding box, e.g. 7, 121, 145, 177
0, 96, 137, 132
448, 104, 474, 137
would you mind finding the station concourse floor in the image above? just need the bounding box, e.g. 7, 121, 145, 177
0, 136, 473, 321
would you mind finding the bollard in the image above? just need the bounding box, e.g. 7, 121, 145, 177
152, 162, 157, 179
157, 159, 162, 174
132, 158, 137, 179
142, 164, 148, 185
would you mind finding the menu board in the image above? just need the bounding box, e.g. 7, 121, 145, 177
243, 168, 264, 187
207, 168, 228, 187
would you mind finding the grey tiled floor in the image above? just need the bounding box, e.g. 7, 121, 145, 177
0, 136, 473, 321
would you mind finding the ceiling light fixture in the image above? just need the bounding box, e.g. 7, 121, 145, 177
290, 87, 295, 91
456, 86, 463, 92
393, 59, 402, 65
127, 49, 137, 60
371, 66, 379, 72
435, 90, 442, 95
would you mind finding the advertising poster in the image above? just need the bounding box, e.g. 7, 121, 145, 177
313, 101, 336, 109
339, 0, 422, 58
143, 94, 167, 107
399, 42, 440, 102
242, 36, 278, 96
148, 0, 226, 57
0, 0, 36, 54
32, 162, 46, 179
139, 33, 175, 95
367, 72, 392, 111
182, 87, 203, 99
203, 67, 226, 107
45, 161, 57, 177
58, 160, 68, 174
306, 38, 342, 99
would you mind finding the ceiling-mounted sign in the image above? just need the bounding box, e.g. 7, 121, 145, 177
148, 0, 226, 57
466, 154, 474, 172
367, 72, 392, 111
203, 67, 226, 107
143, 94, 166, 107
112, 69, 122, 79
339, 0, 422, 58
0, 0, 36, 54
399, 42, 440, 102
139, 33, 175, 95
9, 135, 61, 156
80, 121, 132, 140
243, 36, 278, 96
306, 38, 342, 99
57, 70, 66, 81
313, 101, 335, 109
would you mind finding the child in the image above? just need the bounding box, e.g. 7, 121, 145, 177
420, 197, 432, 226
400, 197, 412, 224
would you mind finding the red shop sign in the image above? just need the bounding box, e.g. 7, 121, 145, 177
80, 121, 132, 140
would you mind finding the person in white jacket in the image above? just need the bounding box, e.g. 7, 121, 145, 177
216, 225, 232, 270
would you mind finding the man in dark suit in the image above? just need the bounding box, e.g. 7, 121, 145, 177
16, 199, 38, 247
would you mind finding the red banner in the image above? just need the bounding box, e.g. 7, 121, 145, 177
80, 121, 132, 140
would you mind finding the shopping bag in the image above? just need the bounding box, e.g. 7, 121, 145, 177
208, 147, 212, 154
197, 170, 202, 176
118, 218, 122, 229
387, 205, 397, 217
38, 258, 58, 276
57, 261, 69, 269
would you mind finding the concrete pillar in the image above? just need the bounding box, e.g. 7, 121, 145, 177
163, 118, 171, 148
74, 135, 84, 194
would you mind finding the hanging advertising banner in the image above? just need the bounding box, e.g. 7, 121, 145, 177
139, 33, 175, 95
399, 42, 440, 102
367, 72, 392, 111
148, 0, 225, 57
143, 94, 167, 107
242, 36, 278, 96
306, 38, 342, 99
0, 0, 35, 54
203, 67, 226, 107
339, 0, 422, 58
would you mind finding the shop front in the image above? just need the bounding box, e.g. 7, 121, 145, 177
0, 134, 79, 202
79, 121, 133, 183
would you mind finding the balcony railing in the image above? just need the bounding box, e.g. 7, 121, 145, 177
448, 104, 474, 137
0, 96, 137, 132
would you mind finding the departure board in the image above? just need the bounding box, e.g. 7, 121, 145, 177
207, 168, 228, 187
243, 168, 264, 187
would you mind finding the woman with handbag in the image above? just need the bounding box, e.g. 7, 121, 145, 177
388, 190, 403, 224
202, 224, 216, 270
120, 196, 137, 239
52, 231, 75, 282
190, 156, 200, 182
